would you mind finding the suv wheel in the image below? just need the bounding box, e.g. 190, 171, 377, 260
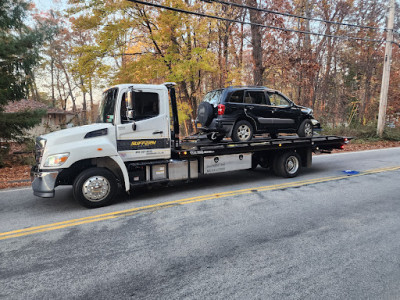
232, 120, 253, 142
297, 119, 313, 137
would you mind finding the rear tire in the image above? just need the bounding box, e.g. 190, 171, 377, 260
73, 167, 118, 208
273, 152, 301, 178
297, 119, 313, 137
231, 120, 253, 142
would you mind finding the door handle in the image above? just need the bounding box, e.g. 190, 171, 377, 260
153, 130, 163, 135
245, 106, 254, 110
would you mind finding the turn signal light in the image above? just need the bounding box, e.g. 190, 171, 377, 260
218, 104, 225, 115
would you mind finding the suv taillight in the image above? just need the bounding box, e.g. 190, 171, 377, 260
218, 104, 225, 115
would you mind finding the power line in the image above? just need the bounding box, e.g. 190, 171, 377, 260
206, 0, 386, 32
127, 0, 384, 44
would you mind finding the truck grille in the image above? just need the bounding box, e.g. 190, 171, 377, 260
35, 137, 46, 165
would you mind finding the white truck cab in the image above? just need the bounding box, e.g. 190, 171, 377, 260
32, 83, 177, 207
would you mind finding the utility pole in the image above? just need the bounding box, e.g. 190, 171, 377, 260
377, 0, 395, 137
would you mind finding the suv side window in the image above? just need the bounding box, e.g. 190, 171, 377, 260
228, 90, 244, 103
244, 91, 269, 105
268, 93, 290, 107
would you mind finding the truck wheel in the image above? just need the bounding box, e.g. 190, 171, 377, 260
273, 152, 301, 178
73, 168, 118, 208
249, 156, 259, 170
231, 120, 253, 142
297, 119, 313, 137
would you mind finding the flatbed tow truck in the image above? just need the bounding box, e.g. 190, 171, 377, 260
31, 83, 350, 208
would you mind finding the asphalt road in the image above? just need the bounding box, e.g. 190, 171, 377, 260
1, 147, 400, 299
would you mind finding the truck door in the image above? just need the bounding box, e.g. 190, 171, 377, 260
116, 88, 171, 161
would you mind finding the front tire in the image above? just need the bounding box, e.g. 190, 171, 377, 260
297, 119, 313, 137
231, 120, 253, 142
73, 168, 118, 208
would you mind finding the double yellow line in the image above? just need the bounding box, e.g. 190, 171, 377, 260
1, 165, 399, 241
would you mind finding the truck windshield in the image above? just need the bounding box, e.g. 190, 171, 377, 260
97, 88, 118, 123
202, 89, 223, 106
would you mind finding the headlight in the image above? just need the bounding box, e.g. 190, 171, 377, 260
44, 153, 70, 167
301, 108, 313, 114
311, 119, 319, 126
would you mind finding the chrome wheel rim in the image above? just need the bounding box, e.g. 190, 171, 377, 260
304, 123, 313, 137
82, 176, 110, 202
237, 125, 251, 141
286, 156, 299, 175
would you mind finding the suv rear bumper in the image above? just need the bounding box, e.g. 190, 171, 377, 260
198, 118, 235, 135
30, 166, 59, 198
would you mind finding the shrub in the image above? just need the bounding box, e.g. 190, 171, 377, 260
322, 123, 400, 142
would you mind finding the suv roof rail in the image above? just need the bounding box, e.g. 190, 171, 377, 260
226, 85, 274, 89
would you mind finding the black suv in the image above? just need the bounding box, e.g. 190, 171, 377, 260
196, 86, 320, 142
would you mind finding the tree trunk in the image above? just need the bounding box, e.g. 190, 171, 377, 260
51, 57, 55, 107
80, 77, 87, 125
247, 0, 264, 86
89, 79, 94, 123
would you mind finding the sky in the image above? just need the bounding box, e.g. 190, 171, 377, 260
32, 0, 67, 12
30, 0, 104, 109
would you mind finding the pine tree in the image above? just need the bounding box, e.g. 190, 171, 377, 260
0, 0, 46, 142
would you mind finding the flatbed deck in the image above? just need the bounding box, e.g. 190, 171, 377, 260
174, 135, 350, 159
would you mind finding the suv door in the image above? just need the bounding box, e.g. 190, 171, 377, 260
243, 90, 274, 130
267, 92, 299, 129
224, 89, 244, 118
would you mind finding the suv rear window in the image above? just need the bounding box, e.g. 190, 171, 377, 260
202, 90, 223, 106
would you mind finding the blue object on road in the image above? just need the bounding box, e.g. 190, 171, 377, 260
342, 170, 360, 175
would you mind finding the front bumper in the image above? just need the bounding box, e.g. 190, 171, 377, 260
311, 118, 321, 131
30, 166, 60, 198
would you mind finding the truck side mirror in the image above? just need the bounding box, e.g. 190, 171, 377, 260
126, 90, 135, 120
126, 110, 135, 120
127, 90, 134, 110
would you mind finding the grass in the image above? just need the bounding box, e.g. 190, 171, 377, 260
321, 123, 400, 143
